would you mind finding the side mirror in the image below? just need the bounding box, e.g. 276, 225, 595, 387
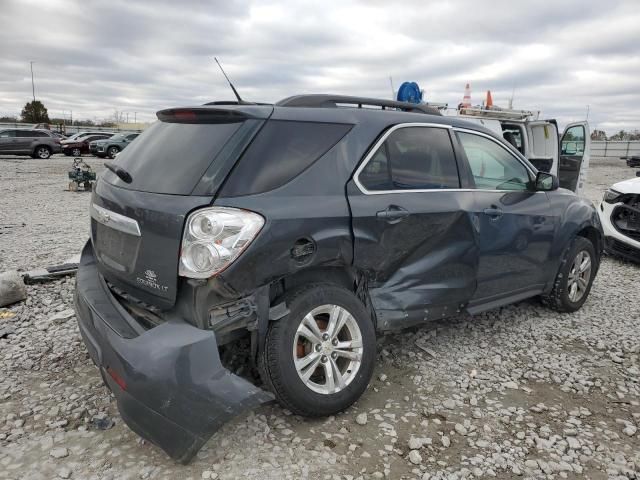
535, 171, 559, 191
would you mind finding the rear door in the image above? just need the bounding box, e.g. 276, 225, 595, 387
347, 124, 478, 331
526, 121, 558, 175
559, 121, 590, 195
14, 130, 34, 153
454, 129, 556, 305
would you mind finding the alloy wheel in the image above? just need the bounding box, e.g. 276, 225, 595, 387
72, 148, 81, 156
567, 250, 592, 302
293, 304, 363, 395
37, 147, 50, 159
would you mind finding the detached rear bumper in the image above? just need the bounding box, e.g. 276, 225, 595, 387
74, 241, 273, 463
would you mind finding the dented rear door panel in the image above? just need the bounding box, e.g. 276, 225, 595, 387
346, 182, 478, 330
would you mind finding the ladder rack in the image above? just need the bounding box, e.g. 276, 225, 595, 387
457, 106, 539, 121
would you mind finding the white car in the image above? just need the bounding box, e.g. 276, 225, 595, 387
598, 173, 640, 262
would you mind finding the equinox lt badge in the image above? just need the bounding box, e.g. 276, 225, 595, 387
136, 269, 169, 292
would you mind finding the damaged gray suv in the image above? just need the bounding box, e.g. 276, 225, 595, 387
74, 95, 603, 463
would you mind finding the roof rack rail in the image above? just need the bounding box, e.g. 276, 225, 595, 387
276, 94, 443, 115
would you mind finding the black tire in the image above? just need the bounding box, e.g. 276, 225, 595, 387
33, 145, 52, 159
261, 283, 376, 417
541, 236, 597, 312
72, 147, 82, 156
107, 146, 120, 159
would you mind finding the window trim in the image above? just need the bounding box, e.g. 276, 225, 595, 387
354, 123, 539, 195
453, 127, 537, 178
354, 123, 457, 195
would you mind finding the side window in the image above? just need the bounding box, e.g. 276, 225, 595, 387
220, 120, 352, 197
127, 134, 139, 141
561, 125, 585, 156
0, 130, 16, 138
457, 132, 531, 191
359, 126, 460, 191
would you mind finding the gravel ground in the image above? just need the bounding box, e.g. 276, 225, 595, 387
0, 154, 639, 480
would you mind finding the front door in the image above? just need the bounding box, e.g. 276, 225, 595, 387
454, 129, 556, 305
0, 129, 17, 153
347, 124, 478, 331
559, 122, 590, 195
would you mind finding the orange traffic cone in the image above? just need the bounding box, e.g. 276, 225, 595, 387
486, 90, 493, 109
461, 83, 471, 108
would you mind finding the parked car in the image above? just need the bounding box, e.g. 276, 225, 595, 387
599, 172, 640, 262
74, 94, 603, 463
61, 133, 113, 156
90, 132, 139, 158
621, 155, 640, 168
0, 128, 62, 158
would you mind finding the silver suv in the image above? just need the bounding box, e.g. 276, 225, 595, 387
0, 128, 62, 159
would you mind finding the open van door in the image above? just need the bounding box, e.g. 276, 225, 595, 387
559, 121, 590, 195
526, 121, 558, 174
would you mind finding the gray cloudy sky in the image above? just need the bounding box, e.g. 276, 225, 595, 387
1, 0, 639, 133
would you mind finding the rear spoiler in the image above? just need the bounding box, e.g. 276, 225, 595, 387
157, 106, 273, 123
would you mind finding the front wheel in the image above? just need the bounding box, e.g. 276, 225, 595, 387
541, 236, 597, 312
107, 146, 120, 158
261, 284, 376, 417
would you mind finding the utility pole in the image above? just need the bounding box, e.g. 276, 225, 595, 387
126, 112, 129, 123
30, 61, 35, 102
586, 104, 590, 120
134, 112, 137, 124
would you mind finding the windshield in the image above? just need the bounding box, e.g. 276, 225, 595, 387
109, 134, 126, 140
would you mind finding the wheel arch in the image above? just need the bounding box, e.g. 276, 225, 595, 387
269, 265, 376, 326
32, 144, 52, 154
576, 225, 603, 259
253, 266, 377, 363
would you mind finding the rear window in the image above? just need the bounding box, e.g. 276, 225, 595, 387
104, 120, 243, 195
220, 120, 352, 197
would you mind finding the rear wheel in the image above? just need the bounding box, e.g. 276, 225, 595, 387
33, 145, 52, 159
541, 236, 596, 312
108, 146, 120, 158
261, 284, 376, 417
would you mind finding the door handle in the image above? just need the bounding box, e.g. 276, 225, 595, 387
376, 205, 410, 223
483, 207, 503, 220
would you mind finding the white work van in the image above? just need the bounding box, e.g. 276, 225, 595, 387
445, 107, 590, 196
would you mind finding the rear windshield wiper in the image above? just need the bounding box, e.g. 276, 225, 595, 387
104, 161, 132, 184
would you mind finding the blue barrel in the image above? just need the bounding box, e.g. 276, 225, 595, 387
396, 82, 422, 104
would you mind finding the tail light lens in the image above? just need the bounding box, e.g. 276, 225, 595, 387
179, 207, 264, 279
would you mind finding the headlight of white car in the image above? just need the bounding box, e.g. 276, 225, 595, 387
179, 207, 264, 278
603, 189, 622, 204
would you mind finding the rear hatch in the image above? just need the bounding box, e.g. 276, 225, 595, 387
90, 106, 272, 309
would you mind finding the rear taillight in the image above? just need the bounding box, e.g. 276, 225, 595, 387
179, 207, 264, 279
